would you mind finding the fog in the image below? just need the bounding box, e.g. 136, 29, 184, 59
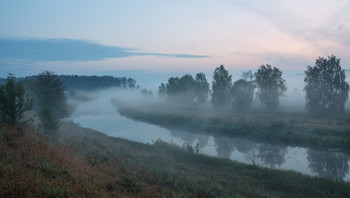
114, 71, 350, 115
67, 85, 350, 181
105, 74, 346, 118
61, 68, 350, 183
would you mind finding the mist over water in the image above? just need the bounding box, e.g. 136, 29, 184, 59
68, 87, 350, 181
134, 70, 350, 112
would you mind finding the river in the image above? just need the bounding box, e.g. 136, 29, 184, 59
69, 88, 350, 182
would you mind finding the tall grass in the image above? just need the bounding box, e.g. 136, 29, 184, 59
1, 122, 350, 197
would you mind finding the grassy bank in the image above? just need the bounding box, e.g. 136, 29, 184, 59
114, 99, 350, 150
1, 122, 350, 197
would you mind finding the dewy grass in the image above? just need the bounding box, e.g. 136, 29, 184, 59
1, 122, 350, 197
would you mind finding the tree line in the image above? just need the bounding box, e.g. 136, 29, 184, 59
0, 75, 138, 92
0, 71, 137, 134
57, 75, 137, 90
158, 73, 210, 104
0, 71, 70, 134
158, 55, 349, 114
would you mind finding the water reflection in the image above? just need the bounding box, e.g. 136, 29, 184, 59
232, 138, 255, 153
307, 150, 349, 181
257, 144, 287, 168
70, 91, 350, 181
214, 136, 235, 158
170, 130, 209, 147
169, 130, 350, 181
215, 137, 287, 168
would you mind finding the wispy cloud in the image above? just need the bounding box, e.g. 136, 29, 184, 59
0, 38, 209, 62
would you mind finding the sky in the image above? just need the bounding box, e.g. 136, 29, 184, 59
1, 0, 350, 87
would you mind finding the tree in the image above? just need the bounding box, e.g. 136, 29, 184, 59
255, 65, 286, 109
127, 78, 136, 89
166, 77, 180, 96
195, 73, 210, 104
39, 107, 59, 135
171, 74, 197, 104
231, 79, 255, 111
304, 55, 349, 114
0, 74, 33, 126
140, 89, 153, 97
211, 65, 232, 106
29, 71, 70, 119
158, 74, 198, 104
158, 73, 210, 105
158, 83, 167, 98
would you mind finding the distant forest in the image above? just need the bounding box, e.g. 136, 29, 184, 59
57, 75, 137, 90
0, 75, 138, 91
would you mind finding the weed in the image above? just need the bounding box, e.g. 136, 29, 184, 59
117, 172, 143, 194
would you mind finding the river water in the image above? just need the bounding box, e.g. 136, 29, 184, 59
69, 89, 350, 182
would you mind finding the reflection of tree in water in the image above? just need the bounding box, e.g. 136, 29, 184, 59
170, 130, 209, 147
231, 138, 260, 165
214, 136, 234, 158
232, 138, 256, 153
170, 130, 196, 144
257, 144, 287, 168
307, 150, 349, 181
231, 138, 287, 168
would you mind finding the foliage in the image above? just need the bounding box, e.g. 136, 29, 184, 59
211, 65, 232, 106
28, 71, 70, 119
127, 78, 136, 89
242, 70, 254, 81
231, 79, 255, 111
163, 74, 196, 104
19, 75, 138, 92
304, 55, 349, 114
158, 83, 167, 98
195, 73, 210, 103
57, 75, 137, 90
158, 73, 210, 104
140, 89, 153, 97
39, 107, 59, 135
0, 74, 32, 126
255, 64, 287, 109
176, 74, 197, 103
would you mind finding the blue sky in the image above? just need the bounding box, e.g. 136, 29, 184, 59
1, 0, 350, 84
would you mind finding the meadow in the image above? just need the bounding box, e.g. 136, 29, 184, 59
1, 121, 350, 197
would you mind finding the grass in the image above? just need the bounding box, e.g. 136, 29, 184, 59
114, 99, 350, 150
1, 121, 350, 197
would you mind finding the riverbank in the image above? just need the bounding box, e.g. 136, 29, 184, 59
114, 99, 350, 151
1, 121, 350, 197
